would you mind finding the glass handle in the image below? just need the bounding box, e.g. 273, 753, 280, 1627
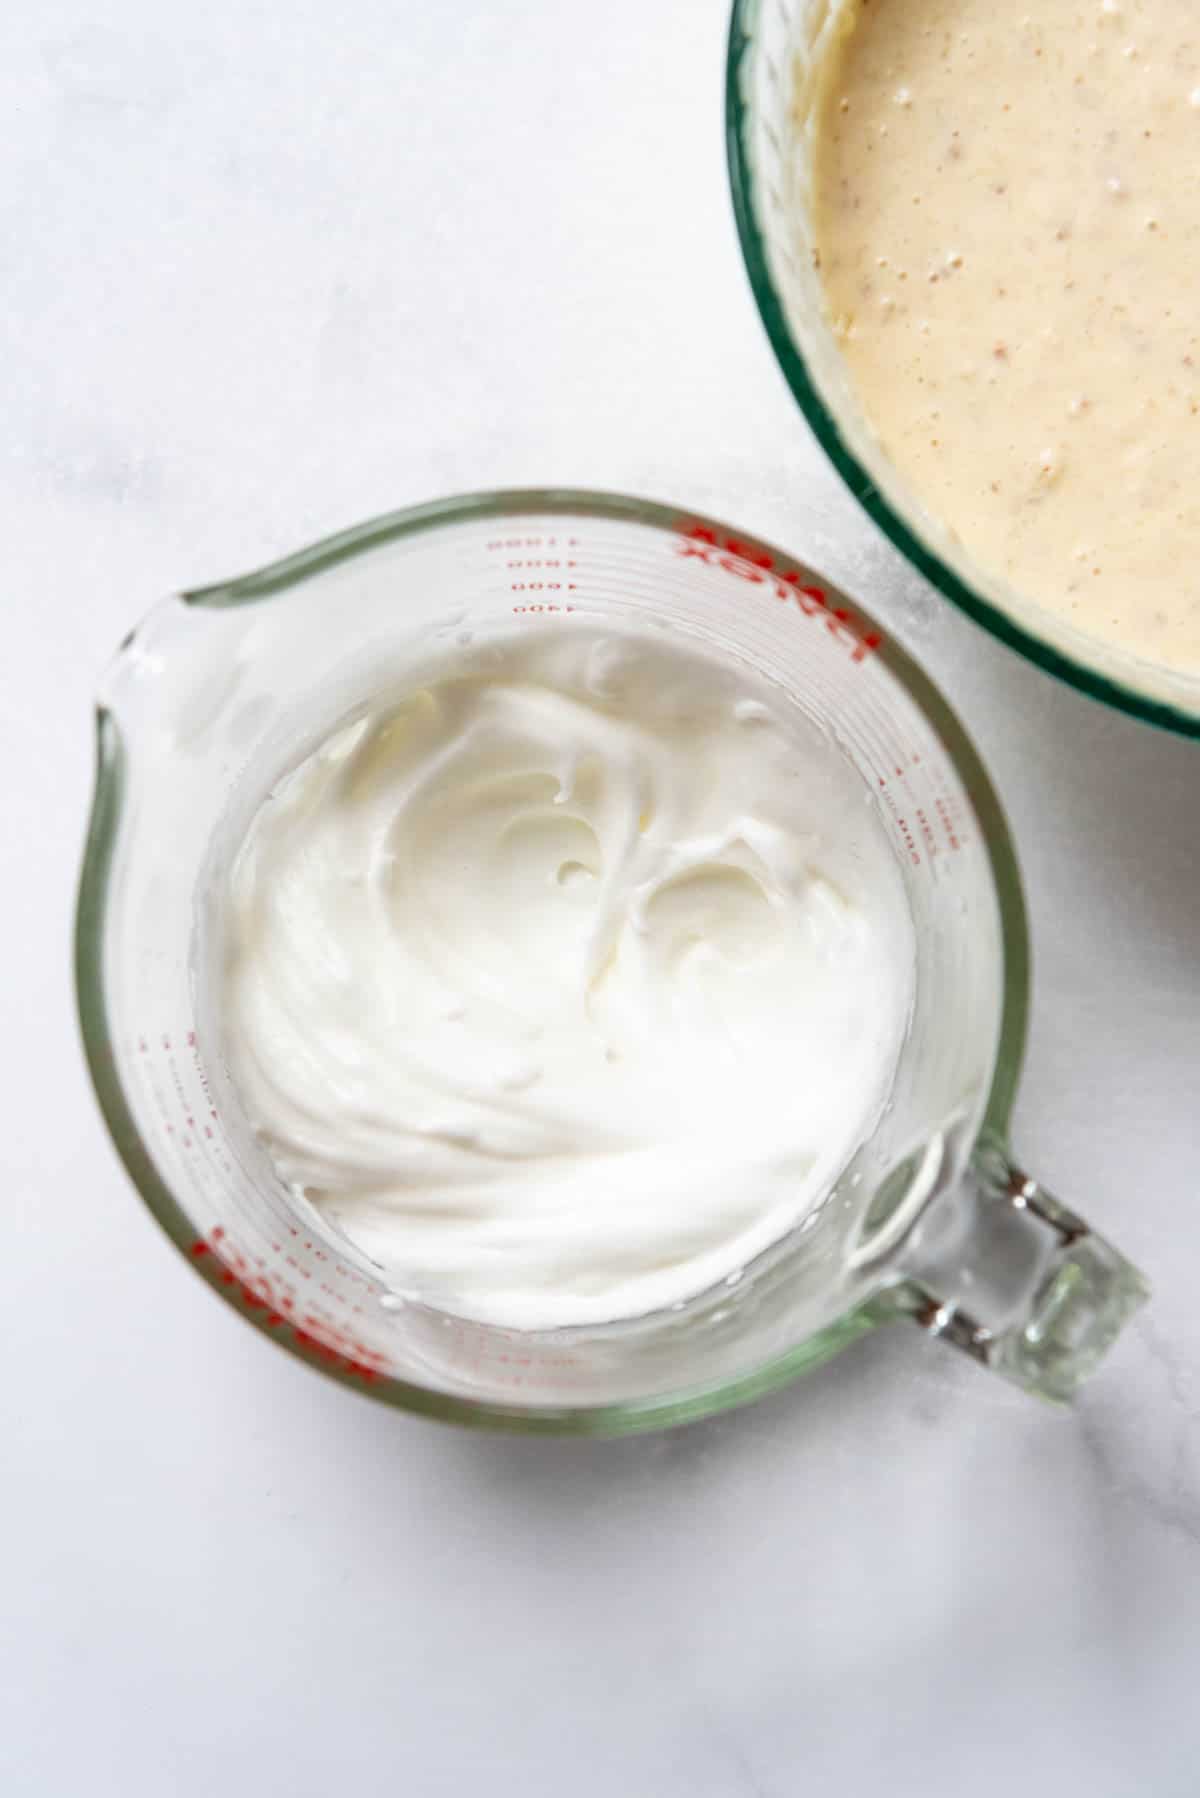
892, 1144, 1149, 1401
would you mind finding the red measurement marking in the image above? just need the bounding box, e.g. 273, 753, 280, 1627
879, 761, 965, 855
879, 788, 921, 866
189, 1231, 389, 1384
675, 525, 882, 664
512, 603, 576, 614
934, 794, 962, 851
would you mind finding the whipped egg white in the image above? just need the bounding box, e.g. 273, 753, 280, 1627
220, 627, 914, 1328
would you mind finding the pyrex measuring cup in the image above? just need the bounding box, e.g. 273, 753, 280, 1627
76, 490, 1148, 1432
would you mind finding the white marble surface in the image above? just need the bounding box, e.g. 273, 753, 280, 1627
6, 1, 1200, 1792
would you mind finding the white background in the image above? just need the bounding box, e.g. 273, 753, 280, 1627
6, 2, 1200, 1793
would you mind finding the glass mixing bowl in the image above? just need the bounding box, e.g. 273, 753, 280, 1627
726, 0, 1200, 739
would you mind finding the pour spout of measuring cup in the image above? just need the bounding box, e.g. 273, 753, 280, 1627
880, 1138, 1148, 1401
95, 592, 265, 749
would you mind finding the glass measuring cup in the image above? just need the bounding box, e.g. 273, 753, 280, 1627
76, 489, 1148, 1432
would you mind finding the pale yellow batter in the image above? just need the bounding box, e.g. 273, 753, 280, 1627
812, 0, 1200, 677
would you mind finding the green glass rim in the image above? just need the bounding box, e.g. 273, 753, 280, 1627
725, 0, 1200, 742
75, 485, 1030, 1434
